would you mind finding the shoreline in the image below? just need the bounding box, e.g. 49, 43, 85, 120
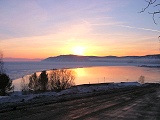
8, 62, 160, 81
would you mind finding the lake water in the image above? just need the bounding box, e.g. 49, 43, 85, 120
73, 66, 160, 84
12, 66, 160, 91
5, 61, 159, 80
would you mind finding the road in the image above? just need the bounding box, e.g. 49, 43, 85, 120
0, 84, 160, 120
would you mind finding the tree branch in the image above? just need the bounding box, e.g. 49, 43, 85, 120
148, 10, 160, 24
140, 0, 157, 13
140, 0, 160, 24
154, 3, 160, 7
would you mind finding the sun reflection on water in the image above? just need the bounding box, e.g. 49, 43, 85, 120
73, 68, 87, 77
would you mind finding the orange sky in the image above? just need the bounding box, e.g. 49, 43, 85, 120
0, 0, 160, 60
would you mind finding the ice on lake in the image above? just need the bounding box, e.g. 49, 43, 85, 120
7, 61, 160, 91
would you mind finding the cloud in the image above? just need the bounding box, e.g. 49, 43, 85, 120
0, 0, 122, 40
89, 22, 123, 26
117, 25, 160, 33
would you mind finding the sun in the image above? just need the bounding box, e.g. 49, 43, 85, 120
72, 46, 85, 55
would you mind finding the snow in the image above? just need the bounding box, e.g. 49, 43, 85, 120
1, 61, 159, 109
5, 61, 160, 80
0, 82, 142, 104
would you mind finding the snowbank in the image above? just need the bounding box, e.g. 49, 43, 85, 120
0, 82, 142, 104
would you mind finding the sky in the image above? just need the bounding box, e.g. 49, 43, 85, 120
0, 0, 160, 60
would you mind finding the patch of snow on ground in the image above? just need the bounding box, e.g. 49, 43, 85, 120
0, 82, 142, 104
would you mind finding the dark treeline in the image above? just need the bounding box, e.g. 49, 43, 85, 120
21, 69, 76, 94
0, 52, 14, 96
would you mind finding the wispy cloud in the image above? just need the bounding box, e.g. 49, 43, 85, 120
117, 25, 160, 33
82, 18, 124, 27
90, 22, 123, 26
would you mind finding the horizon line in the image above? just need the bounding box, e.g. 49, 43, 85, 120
3, 53, 160, 62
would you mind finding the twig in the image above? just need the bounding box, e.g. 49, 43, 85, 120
140, 0, 157, 13
148, 10, 160, 24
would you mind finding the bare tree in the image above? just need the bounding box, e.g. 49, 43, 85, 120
49, 69, 75, 92
21, 69, 75, 93
0, 51, 4, 74
140, 0, 160, 50
28, 73, 39, 92
140, 0, 160, 24
138, 75, 145, 84
22, 72, 48, 94
21, 76, 29, 94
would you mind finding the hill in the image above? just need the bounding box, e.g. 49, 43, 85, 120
42, 54, 160, 62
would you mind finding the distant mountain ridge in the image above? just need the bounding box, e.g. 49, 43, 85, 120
44, 55, 89, 62
42, 54, 160, 62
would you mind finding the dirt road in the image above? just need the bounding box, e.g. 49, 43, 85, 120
0, 84, 160, 120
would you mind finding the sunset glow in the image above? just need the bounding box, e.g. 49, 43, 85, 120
74, 68, 86, 77
0, 0, 159, 60
72, 46, 85, 55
